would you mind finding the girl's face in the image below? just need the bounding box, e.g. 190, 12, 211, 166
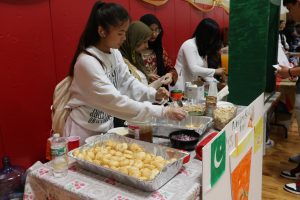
135, 38, 150, 53
149, 24, 161, 42
101, 19, 130, 50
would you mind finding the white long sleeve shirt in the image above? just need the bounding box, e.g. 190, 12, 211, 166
174, 38, 216, 91
66, 46, 163, 132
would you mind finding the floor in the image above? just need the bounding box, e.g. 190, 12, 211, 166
262, 115, 300, 200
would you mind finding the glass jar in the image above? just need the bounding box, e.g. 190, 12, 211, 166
127, 122, 153, 143
205, 82, 218, 117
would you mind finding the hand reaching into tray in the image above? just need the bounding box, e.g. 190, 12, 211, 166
155, 87, 169, 102
163, 106, 186, 121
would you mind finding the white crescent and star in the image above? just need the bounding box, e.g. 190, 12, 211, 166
214, 144, 224, 168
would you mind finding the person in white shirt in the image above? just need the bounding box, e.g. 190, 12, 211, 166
174, 18, 225, 91
276, 0, 300, 195
64, 1, 186, 143
279, 20, 290, 51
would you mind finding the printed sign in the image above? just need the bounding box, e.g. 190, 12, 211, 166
254, 117, 263, 153
231, 148, 252, 200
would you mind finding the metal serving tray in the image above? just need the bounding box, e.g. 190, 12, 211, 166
68, 133, 189, 192
154, 115, 212, 133
129, 115, 213, 136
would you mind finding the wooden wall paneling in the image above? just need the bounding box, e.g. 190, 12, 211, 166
0, 0, 229, 168
155, 1, 176, 63
50, 0, 98, 81
174, 0, 192, 60
130, 0, 157, 20
202, 5, 215, 19
190, 5, 204, 36
223, 8, 229, 26
107, 0, 130, 11
214, 7, 225, 29
0, 0, 56, 168
0, 127, 3, 168
222, 9, 230, 45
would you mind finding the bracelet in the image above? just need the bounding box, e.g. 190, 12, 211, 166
288, 68, 293, 77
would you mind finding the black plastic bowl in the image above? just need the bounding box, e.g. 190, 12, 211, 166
169, 130, 200, 151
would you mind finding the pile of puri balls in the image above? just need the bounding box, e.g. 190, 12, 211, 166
72, 140, 177, 181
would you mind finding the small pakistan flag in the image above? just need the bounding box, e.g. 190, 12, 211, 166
211, 131, 226, 187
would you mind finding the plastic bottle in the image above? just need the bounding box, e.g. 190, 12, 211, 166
0, 156, 25, 199
205, 81, 218, 117
51, 133, 68, 177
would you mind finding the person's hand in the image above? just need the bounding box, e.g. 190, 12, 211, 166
215, 68, 225, 76
148, 73, 160, 82
275, 65, 290, 79
155, 87, 169, 102
289, 76, 298, 82
163, 106, 186, 121
161, 73, 173, 85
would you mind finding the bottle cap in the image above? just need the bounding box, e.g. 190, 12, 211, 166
207, 81, 218, 97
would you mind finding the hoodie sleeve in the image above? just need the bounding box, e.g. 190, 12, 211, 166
72, 53, 163, 122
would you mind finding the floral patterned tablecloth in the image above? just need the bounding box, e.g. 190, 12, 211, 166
24, 157, 202, 200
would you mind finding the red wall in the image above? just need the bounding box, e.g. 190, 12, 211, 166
0, 0, 56, 168
0, 0, 228, 168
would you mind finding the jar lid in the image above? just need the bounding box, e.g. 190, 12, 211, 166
128, 125, 139, 129
171, 89, 183, 93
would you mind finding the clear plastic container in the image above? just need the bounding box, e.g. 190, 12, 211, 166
205, 81, 218, 117
127, 123, 153, 143
0, 156, 25, 199
51, 133, 68, 177
221, 47, 229, 75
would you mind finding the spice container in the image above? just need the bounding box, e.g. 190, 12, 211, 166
128, 122, 153, 143
170, 90, 183, 101
205, 81, 218, 117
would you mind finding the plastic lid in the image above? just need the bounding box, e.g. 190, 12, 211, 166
207, 81, 218, 97
171, 89, 183, 93
53, 133, 60, 138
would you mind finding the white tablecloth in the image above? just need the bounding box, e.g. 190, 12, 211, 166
24, 158, 202, 200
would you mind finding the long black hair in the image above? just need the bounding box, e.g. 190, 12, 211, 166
69, 1, 130, 76
192, 18, 221, 59
140, 14, 166, 77
283, 0, 297, 5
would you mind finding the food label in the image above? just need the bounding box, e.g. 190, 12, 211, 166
206, 96, 217, 107
134, 128, 140, 140
128, 126, 140, 140
51, 146, 67, 157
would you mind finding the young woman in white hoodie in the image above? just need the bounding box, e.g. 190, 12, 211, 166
64, 1, 186, 143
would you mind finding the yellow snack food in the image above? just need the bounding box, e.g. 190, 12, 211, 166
73, 140, 178, 181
